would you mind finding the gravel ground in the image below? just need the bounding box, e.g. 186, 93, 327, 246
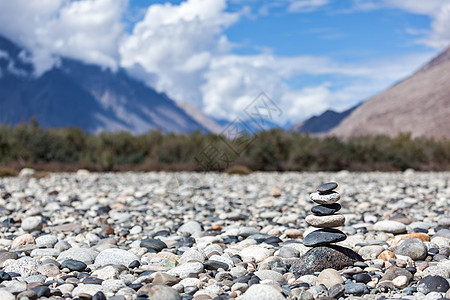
0, 170, 449, 300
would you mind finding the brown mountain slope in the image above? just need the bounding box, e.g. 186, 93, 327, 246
330, 46, 450, 139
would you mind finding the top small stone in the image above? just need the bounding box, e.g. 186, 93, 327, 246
317, 182, 338, 193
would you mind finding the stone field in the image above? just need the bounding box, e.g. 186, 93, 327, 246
0, 170, 449, 300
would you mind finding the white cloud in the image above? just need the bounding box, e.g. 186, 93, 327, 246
0, 0, 443, 125
288, 0, 329, 12
350, 0, 450, 49
0, 0, 126, 75
119, 0, 240, 106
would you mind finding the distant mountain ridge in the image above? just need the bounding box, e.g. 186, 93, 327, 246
330, 46, 450, 138
291, 104, 359, 134
0, 35, 208, 134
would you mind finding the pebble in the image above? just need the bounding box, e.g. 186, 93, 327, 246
241, 284, 285, 300
177, 221, 202, 234
311, 203, 341, 216
317, 182, 338, 192
303, 228, 347, 246
317, 268, 344, 288
345, 282, 370, 295
310, 191, 340, 204
373, 220, 407, 234
0, 290, 15, 300
11, 233, 35, 249
95, 249, 139, 267
394, 238, 428, 260
417, 275, 450, 295
57, 248, 99, 264
305, 214, 345, 228
290, 245, 362, 276
35, 234, 58, 247
61, 259, 87, 271
21, 216, 42, 232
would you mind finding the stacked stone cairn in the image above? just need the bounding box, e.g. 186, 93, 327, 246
290, 182, 362, 276
303, 182, 346, 247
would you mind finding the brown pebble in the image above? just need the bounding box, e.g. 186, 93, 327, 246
229, 291, 238, 298
387, 233, 430, 246
211, 224, 222, 231
418, 261, 429, 271
66, 277, 80, 284
378, 250, 396, 261
27, 282, 43, 289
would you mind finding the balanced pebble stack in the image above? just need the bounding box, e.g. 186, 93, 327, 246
304, 182, 347, 247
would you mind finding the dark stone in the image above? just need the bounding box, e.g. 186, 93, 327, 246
248, 276, 260, 286
303, 229, 347, 247
140, 238, 167, 252
128, 260, 140, 268
0, 270, 12, 282
317, 182, 338, 193
311, 203, 342, 216
139, 270, 156, 277
129, 283, 143, 291
31, 286, 51, 298
428, 248, 439, 255
92, 291, 107, 300
354, 261, 368, 268
353, 273, 371, 284
289, 245, 362, 276
344, 283, 369, 295
378, 267, 413, 286
414, 228, 428, 233
82, 277, 104, 285
97, 205, 111, 215
204, 260, 229, 271
247, 233, 270, 244
406, 267, 417, 275
155, 230, 170, 237
234, 274, 252, 283
264, 236, 282, 244
290, 282, 310, 289
417, 275, 450, 295
61, 259, 87, 272
171, 237, 195, 248
329, 283, 345, 299
403, 286, 417, 295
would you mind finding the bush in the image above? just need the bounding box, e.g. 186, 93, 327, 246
0, 121, 449, 172
225, 165, 253, 175
0, 166, 18, 177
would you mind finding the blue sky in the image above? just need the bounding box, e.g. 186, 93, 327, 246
0, 0, 449, 124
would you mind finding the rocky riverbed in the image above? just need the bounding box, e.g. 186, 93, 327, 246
0, 171, 449, 300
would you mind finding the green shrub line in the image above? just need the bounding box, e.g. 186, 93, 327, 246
0, 121, 449, 172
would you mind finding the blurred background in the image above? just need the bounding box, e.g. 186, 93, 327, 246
0, 0, 449, 173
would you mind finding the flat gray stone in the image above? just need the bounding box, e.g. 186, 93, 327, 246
305, 214, 345, 228
57, 248, 98, 264
95, 249, 139, 267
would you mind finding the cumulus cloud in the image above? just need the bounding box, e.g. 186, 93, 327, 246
0, 0, 126, 75
119, 0, 240, 106
0, 0, 443, 124
351, 0, 450, 49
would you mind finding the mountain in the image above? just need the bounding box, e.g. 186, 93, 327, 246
291, 104, 359, 134
176, 102, 223, 134
330, 46, 450, 139
0, 35, 207, 134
